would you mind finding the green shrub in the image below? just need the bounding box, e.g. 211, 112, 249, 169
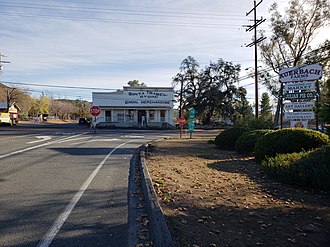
235, 129, 275, 155
262, 152, 309, 181
262, 145, 330, 190
207, 139, 215, 144
254, 128, 330, 162
215, 127, 249, 150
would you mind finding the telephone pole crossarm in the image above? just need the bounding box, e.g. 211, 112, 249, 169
243, 0, 266, 119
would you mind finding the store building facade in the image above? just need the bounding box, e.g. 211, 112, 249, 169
92, 86, 175, 129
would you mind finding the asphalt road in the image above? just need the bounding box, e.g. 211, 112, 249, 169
0, 123, 176, 247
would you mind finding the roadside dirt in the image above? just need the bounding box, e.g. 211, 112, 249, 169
145, 136, 330, 247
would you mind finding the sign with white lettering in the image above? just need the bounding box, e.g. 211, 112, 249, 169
284, 111, 315, 120
284, 92, 316, 100
279, 64, 322, 83
284, 81, 315, 91
284, 101, 315, 111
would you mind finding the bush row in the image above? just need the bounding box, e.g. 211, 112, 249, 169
235, 129, 274, 155
262, 145, 330, 190
214, 127, 330, 190
215, 127, 329, 161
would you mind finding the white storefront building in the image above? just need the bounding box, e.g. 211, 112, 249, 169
92, 86, 175, 129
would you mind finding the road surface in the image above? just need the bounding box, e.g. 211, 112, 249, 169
0, 123, 175, 247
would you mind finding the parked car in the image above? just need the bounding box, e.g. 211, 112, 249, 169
0, 112, 12, 126
79, 117, 90, 125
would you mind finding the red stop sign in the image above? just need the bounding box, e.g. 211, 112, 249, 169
90, 106, 101, 116
179, 117, 186, 125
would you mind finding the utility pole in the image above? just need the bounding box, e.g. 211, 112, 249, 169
245, 0, 266, 119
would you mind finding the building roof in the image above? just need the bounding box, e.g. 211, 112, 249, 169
0, 102, 7, 109
0, 102, 21, 111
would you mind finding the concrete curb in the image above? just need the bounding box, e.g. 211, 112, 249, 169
138, 144, 174, 247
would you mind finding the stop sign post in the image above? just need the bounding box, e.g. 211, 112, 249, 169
178, 117, 186, 138
90, 106, 100, 133
90, 106, 101, 116
179, 117, 186, 125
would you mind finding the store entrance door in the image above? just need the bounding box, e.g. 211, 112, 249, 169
138, 110, 146, 127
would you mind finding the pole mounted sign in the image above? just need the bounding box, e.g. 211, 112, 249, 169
178, 117, 186, 125
279, 64, 322, 83
280, 63, 322, 128
90, 106, 101, 116
188, 108, 195, 134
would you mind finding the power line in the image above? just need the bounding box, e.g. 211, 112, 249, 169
0, 1, 249, 20
1, 11, 242, 29
1, 80, 119, 91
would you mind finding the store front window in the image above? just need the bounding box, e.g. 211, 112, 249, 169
117, 113, 124, 122
105, 111, 111, 122
149, 110, 155, 121
126, 109, 135, 122
160, 110, 166, 122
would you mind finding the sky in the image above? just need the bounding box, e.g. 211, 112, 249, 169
0, 0, 327, 104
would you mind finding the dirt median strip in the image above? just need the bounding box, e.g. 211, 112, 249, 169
145, 137, 330, 247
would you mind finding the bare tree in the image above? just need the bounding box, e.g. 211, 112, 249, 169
258, 0, 330, 126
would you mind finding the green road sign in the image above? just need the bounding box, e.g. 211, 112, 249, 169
188, 108, 195, 133
189, 107, 195, 118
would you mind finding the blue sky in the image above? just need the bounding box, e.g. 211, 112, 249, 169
0, 0, 326, 103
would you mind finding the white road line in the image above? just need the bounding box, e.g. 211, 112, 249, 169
121, 135, 145, 139
27, 136, 52, 144
57, 136, 91, 144
0, 134, 86, 160
69, 138, 120, 145
36, 140, 134, 247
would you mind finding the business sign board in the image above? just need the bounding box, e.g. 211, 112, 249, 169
284, 81, 315, 91
284, 92, 316, 100
284, 111, 315, 120
93, 89, 174, 108
284, 101, 315, 111
279, 64, 322, 83
290, 121, 308, 128
123, 90, 173, 107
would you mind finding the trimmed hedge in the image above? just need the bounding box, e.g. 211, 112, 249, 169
235, 129, 275, 155
262, 145, 330, 190
254, 128, 330, 163
215, 127, 249, 150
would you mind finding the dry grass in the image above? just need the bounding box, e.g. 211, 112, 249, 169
145, 137, 330, 247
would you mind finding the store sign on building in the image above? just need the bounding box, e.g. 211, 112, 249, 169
124, 90, 173, 106
279, 64, 322, 83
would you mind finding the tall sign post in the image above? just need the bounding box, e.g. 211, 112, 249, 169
90, 105, 101, 133
188, 108, 195, 139
280, 64, 322, 129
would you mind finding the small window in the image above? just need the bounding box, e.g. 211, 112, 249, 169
105, 111, 111, 122
117, 113, 124, 122
127, 109, 134, 121
149, 110, 155, 121
160, 110, 166, 122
